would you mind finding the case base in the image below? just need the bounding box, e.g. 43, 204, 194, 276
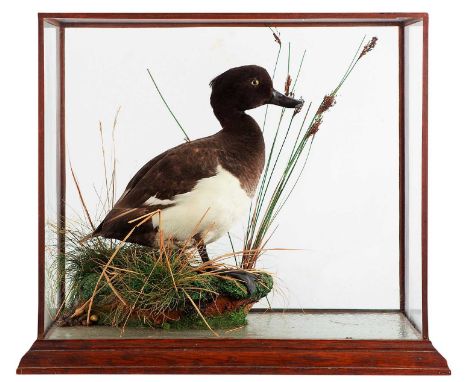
18, 338, 450, 375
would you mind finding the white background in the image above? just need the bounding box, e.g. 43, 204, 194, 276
1, 0, 467, 381
62, 25, 398, 310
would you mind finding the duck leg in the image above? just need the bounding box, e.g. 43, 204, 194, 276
196, 241, 210, 263
196, 239, 257, 296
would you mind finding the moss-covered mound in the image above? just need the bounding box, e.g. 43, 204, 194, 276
61, 238, 273, 329
162, 308, 248, 330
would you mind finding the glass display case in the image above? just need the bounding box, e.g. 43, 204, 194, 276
17, 13, 449, 375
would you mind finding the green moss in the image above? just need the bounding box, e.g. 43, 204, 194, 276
213, 277, 248, 300
164, 309, 248, 330
252, 273, 274, 300
161, 322, 171, 330
212, 272, 274, 301
64, 239, 274, 330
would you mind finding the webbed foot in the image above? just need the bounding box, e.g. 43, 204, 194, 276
220, 269, 258, 296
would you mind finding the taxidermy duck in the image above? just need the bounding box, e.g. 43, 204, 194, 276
92, 65, 303, 293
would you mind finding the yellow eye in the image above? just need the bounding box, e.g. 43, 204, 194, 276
251, 79, 260, 86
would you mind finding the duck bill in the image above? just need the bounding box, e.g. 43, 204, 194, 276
268, 89, 303, 108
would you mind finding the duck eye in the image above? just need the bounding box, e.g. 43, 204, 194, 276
251, 79, 260, 86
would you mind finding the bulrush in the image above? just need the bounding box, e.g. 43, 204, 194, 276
270, 27, 282, 46
359, 36, 378, 59
317, 94, 336, 114
306, 36, 378, 139
244, 35, 379, 269
307, 116, 323, 137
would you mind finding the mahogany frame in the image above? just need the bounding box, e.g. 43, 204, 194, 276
18, 12, 449, 375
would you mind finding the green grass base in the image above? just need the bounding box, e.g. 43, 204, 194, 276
161, 308, 248, 330
63, 241, 273, 330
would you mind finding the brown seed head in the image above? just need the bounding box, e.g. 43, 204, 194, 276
307, 116, 323, 137
273, 31, 281, 46
359, 36, 378, 59
317, 94, 336, 115
284, 74, 292, 96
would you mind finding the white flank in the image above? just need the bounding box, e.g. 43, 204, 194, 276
144, 196, 175, 206
151, 165, 251, 244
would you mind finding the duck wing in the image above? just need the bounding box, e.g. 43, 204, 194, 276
93, 137, 220, 246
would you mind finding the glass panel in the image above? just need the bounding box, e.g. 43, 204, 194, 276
43, 22, 59, 330
42, 23, 423, 339
65, 26, 399, 310
404, 21, 424, 332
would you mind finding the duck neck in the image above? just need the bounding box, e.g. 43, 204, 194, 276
213, 106, 266, 196
214, 107, 262, 136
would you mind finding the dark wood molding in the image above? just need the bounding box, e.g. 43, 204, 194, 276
38, 12, 428, 20
43, 18, 62, 27
38, 12, 427, 29
17, 339, 449, 375
62, 21, 403, 28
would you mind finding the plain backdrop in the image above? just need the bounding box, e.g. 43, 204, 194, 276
59, 25, 399, 310
0, 0, 467, 381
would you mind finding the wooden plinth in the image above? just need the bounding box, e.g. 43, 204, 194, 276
17, 338, 450, 375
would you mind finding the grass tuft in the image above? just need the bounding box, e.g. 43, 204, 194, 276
60, 230, 273, 330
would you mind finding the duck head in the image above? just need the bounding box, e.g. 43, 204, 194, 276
210, 65, 303, 124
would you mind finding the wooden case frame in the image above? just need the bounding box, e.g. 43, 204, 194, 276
17, 13, 449, 375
